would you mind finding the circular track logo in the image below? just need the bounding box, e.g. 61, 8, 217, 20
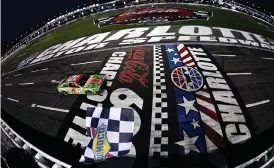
171, 66, 204, 92
94, 7, 212, 27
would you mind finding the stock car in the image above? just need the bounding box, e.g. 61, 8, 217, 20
57, 74, 105, 95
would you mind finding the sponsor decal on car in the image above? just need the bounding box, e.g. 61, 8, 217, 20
93, 7, 213, 27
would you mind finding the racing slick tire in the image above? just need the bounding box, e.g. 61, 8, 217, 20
62, 91, 68, 95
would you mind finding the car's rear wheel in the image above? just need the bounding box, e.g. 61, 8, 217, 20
86, 90, 93, 95
62, 91, 68, 95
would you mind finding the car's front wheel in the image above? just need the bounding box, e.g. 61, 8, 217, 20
62, 91, 68, 95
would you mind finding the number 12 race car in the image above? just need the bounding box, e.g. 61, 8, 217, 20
57, 74, 105, 95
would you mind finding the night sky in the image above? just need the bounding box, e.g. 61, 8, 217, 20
1, 0, 274, 54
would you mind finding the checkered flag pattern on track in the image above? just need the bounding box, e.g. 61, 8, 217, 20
80, 107, 134, 163
149, 45, 169, 159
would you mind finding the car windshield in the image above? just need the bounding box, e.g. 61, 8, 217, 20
77, 74, 90, 86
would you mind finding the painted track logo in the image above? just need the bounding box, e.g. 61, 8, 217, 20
94, 7, 213, 27
171, 66, 204, 92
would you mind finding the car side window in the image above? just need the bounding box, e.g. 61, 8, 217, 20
63, 83, 69, 87
68, 83, 76, 87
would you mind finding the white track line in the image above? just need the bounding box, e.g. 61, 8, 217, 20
13, 74, 22, 77
31, 104, 69, 113
31, 68, 48, 73
19, 83, 34, 85
246, 99, 270, 108
262, 57, 274, 60
227, 73, 252, 76
71, 60, 102, 66
5, 84, 12, 86
7, 97, 19, 102
212, 54, 236, 57
51, 80, 60, 83
4, 77, 9, 79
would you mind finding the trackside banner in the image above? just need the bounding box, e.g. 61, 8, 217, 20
29, 25, 274, 65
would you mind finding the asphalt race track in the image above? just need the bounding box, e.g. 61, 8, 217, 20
2, 43, 274, 168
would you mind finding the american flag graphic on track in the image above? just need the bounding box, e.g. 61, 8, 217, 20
165, 44, 228, 155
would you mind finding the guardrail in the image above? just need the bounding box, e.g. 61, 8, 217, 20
234, 145, 274, 168
2, 114, 274, 168
0, 118, 72, 168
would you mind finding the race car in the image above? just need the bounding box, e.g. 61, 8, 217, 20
57, 74, 105, 95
